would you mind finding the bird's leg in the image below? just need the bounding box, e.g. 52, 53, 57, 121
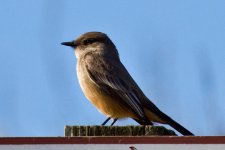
110, 118, 118, 126
101, 117, 111, 125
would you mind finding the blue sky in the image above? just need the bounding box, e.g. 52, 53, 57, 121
0, 0, 225, 136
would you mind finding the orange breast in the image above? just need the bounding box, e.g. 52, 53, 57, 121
76, 62, 137, 119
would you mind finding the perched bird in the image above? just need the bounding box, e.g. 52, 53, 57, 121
62, 32, 194, 135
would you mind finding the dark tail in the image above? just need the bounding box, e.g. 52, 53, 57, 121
130, 90, 194, 135
165, 116, 194, 135
134, 116, 194, 135
152, 108, 194, 135
134, 102, 194, 135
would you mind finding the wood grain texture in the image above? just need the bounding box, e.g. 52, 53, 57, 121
64, 125, 177, 136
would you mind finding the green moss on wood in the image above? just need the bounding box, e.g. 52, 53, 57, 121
65, 125, 177, 136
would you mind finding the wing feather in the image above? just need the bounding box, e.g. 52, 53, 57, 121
84, 55, 146, 119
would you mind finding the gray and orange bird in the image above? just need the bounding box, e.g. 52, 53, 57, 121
62, 32, 194, 135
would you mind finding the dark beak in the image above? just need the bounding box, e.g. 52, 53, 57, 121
61, 41, 76, 47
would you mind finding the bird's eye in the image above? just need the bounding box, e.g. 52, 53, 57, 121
83, 38, 96, 45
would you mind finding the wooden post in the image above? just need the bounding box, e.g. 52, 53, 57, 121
65, 125, 176, 136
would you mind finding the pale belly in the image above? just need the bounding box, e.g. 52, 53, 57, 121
76, 62, 136, 119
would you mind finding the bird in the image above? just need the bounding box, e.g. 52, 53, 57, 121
61, 31, 194, 135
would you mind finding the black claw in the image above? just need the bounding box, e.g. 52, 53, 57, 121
101, 117, 111, 125
110, 118, 118, 126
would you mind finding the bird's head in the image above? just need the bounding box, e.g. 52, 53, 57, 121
62, 32, 118, 59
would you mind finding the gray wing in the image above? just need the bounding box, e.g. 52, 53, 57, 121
84, 55, 147, 120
